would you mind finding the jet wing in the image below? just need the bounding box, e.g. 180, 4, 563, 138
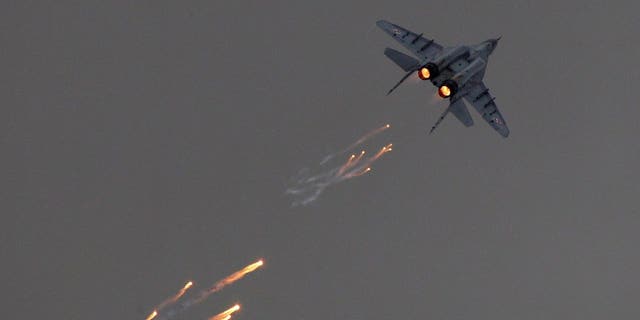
376, 20, 443, 60
463, 82, 509, 137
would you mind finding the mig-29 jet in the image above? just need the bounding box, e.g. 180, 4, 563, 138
377, 20, 509, 137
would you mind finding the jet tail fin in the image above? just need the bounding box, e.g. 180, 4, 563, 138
449, 99, 473, 127
429, 99, 473, 134
384, 48, 420, 71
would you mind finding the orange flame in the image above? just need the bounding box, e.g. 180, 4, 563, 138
177, 281, 194, 299
344, 154, 356, 167
209, 304, 241, 320
338, 151, 365, 176
350, 167, 371, 177
145, 310, 158, 320
345, 124, 391, 151
438, 85, 451, 98
373, 143, 393, 159
227, 304, 241, 314
345, 167, 371, 179
156, 280, 194, 310
354, 150, 366, 163
340, 142, 393, 180
205, 260, 264, 295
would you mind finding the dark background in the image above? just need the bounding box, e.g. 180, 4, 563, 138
3, 1, 639, 319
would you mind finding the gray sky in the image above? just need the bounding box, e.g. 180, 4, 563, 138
3, 1, 640, 319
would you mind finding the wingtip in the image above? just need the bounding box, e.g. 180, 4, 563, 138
498, 127, 510, 137
376, 20, 391, 28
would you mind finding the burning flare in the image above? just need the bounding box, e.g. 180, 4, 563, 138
286, 123, 394, 206
338, 150, 365, 175
156, 281, 194, 310
145, 310, 158, 320
343, 124, 391, 153
370, 143, 393, 160
319, 124, 390, 165
176, 281, 193, 300
209, 304, 241, 320
143, 260, 266, 320
195, 260, 264, 303
216, 260, 263, 288
351, 167, 371, 177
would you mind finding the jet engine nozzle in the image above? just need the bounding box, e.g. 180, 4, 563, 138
438, 79, 458, 98
417, 62, 439, 80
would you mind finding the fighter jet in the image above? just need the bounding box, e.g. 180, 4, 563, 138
377, 20, 509, 137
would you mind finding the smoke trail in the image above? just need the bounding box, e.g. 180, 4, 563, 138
156, 281, 193, 310
286, 127, 393, 207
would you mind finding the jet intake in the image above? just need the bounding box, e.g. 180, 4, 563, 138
438, 79, 458, 98
452, 58, 486, 85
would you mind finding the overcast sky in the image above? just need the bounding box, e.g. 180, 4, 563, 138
3, 1, 640, 319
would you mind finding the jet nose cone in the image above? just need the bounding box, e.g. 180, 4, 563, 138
488, 37, 500, 52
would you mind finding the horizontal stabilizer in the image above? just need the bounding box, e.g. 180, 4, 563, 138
449, 99, 474, 127
463, 81, 509, 137
384, 48, 420, 72
429, 99, 473, 135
